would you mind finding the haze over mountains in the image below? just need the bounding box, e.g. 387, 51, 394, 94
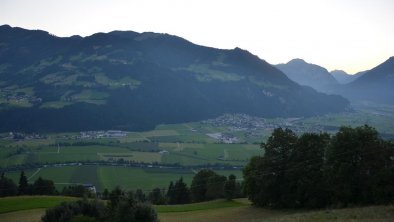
0, 25, 350, 132
277, 58, 393, 105
345, 57, 394, 104
330, 70, 365, 84
276, 59, 340, 93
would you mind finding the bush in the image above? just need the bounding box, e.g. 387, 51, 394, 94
42, 187, 159, 222
41, 199, 105, 222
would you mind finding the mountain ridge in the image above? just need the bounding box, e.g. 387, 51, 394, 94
342, 57, 394, 104
0, 25, 349, 132
275, 58, 339, 93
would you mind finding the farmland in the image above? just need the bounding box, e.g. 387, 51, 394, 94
0, 101, 394, 192
4, 166, 243, 192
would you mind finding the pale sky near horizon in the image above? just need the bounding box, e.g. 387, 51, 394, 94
1, 0, 393, 74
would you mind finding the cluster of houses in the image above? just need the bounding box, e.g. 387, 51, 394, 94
202, 114, 326, 135
8, 132, 47, 140
79, 130, 127, 139
202, 114, 281, 131
206, 132, 239, 144
4, 93, 42, 104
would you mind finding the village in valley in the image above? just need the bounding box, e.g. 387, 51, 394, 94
200, 114, 328, 143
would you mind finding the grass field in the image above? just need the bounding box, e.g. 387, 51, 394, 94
156, 199, 247, 213
0, 196, 77, 214
1, 101, 394, 195
2, 102, 393, 169
159, 202, 394, 222
1, 197, 393, 222
4, 166, 243, 192
0, 141, 260, 168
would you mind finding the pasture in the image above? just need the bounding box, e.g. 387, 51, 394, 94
4, 165, 243, 192
0, 140, 261, 168
1, 101, 394, 195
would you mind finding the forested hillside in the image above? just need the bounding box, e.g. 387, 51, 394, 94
0, 25, 349, 132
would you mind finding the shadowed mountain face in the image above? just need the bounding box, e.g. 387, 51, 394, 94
343, 57, 394, 104
0, 25, 349, 132
275, 59, 339, 93
330, 70, 363, 84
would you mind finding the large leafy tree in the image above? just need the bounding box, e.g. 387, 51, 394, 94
286, 133, 330, 208
205, 174, 226, 200
325, 125, 392, 205
190, 169, 218, 202
33, 177, 56, 195
224, 174, 237, 200
244, 128, 298, 207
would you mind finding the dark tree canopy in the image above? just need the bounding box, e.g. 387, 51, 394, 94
224, 174, 241, 200
18, 171, 28, 195
43, 188, 158, 222
325, 125, 394, 205
148, 188, 166, 205
190, 169, 224, 202
166, 177, 190, 204
243, 126, 394, 208
33, 177, 56, 195
0, 173, 17, 197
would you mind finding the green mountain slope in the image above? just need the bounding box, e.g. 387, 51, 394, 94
0, 25, 349, 132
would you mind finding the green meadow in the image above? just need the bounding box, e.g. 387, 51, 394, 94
1, 101, 394, 195
4, 166, 243, 192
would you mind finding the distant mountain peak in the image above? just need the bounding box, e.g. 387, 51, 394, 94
276, 58, 339, 92
0, 24, 12, 29
288, 58, 307, 64
331, 70, 347, 74
329, 70, 360, 84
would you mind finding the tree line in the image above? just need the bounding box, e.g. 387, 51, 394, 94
0, 169, 243, 204
101, 170, 243, 205
243, 125, 394, 208
0, 171, 56, 196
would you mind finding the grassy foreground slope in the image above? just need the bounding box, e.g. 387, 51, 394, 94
0, 197, 394, 222
160, 204, 394, 222
0, 209, 45, 222
0, 196, 77, 213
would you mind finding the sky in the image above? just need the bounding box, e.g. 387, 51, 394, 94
1, 0, 393, 74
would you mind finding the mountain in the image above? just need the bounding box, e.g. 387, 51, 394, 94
344, 57, 394, 104
330, 70, 365, 84
276, 59, 339, 93
0, 25, 349, 132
